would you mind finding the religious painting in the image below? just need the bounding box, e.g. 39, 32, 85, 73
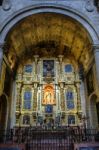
23, 115, 30, 125
68, 115, 75, 125
65, 64, 73, 73
45, 105, 53, 113
37, 116, 43, 124
86, 68, 94, 96
24, 64, 32, 73
42, 85, 55, 105
24, 91, 32, 109
43, 60, 54, 77
66, 89, 74, 109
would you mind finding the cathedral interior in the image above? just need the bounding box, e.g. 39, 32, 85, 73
0, 1, 99, 133
0, 1, 99, 149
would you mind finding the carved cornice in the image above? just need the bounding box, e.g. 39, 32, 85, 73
58, 55, 64, 62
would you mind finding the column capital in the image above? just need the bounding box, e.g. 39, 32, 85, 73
58, 55, 64, 62
34, 55, 39, 61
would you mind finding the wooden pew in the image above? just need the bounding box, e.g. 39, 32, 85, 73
74, 142, 99, 150
0, 144, 25, 150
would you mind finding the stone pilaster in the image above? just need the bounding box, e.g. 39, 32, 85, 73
0, 43, 4, 77
93, 44, 99, 89
80, 81, 86, 115
33, 82, 38, 111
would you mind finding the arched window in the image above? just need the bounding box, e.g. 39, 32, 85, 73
66, 88, 74, 109
65, 64, 73, 73
23, 89, 32, 109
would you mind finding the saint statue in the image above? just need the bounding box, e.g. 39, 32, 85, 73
44, 91, 52, 104
42, 85, 55, 105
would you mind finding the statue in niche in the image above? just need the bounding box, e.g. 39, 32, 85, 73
44, 91, 52, 104
68, 115, 75, 125
67, 91, 73, 100
23, 115, 30, 125
42, 85, 55, 105
66, 89, 74, 109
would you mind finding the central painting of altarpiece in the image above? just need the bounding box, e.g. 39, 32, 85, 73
42, 60, 55, 105
15, 57, 81, 127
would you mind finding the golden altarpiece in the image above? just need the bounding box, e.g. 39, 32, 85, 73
15, 55, 82, 127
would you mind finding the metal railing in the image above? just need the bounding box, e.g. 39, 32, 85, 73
0, 127, 98, 150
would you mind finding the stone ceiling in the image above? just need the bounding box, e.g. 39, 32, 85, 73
5, 13, 92, 70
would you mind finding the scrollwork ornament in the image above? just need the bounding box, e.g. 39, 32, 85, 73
2, 0, 11, 11
85, 0, 94, 12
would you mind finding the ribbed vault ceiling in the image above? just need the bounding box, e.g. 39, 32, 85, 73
5, 13, 92, 70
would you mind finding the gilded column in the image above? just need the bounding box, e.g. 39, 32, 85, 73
37, 85, 41, 112
59, 82, 65, 111
33, 82, 38, 112
33, 55, 39, 112
58, 55, 65, 111
55, 85, 60, 111
34, 55, 39, 81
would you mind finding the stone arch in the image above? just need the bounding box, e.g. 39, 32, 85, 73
0, 4, 98, 44
0, 93, 8, 130
89, 92, 98, 128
